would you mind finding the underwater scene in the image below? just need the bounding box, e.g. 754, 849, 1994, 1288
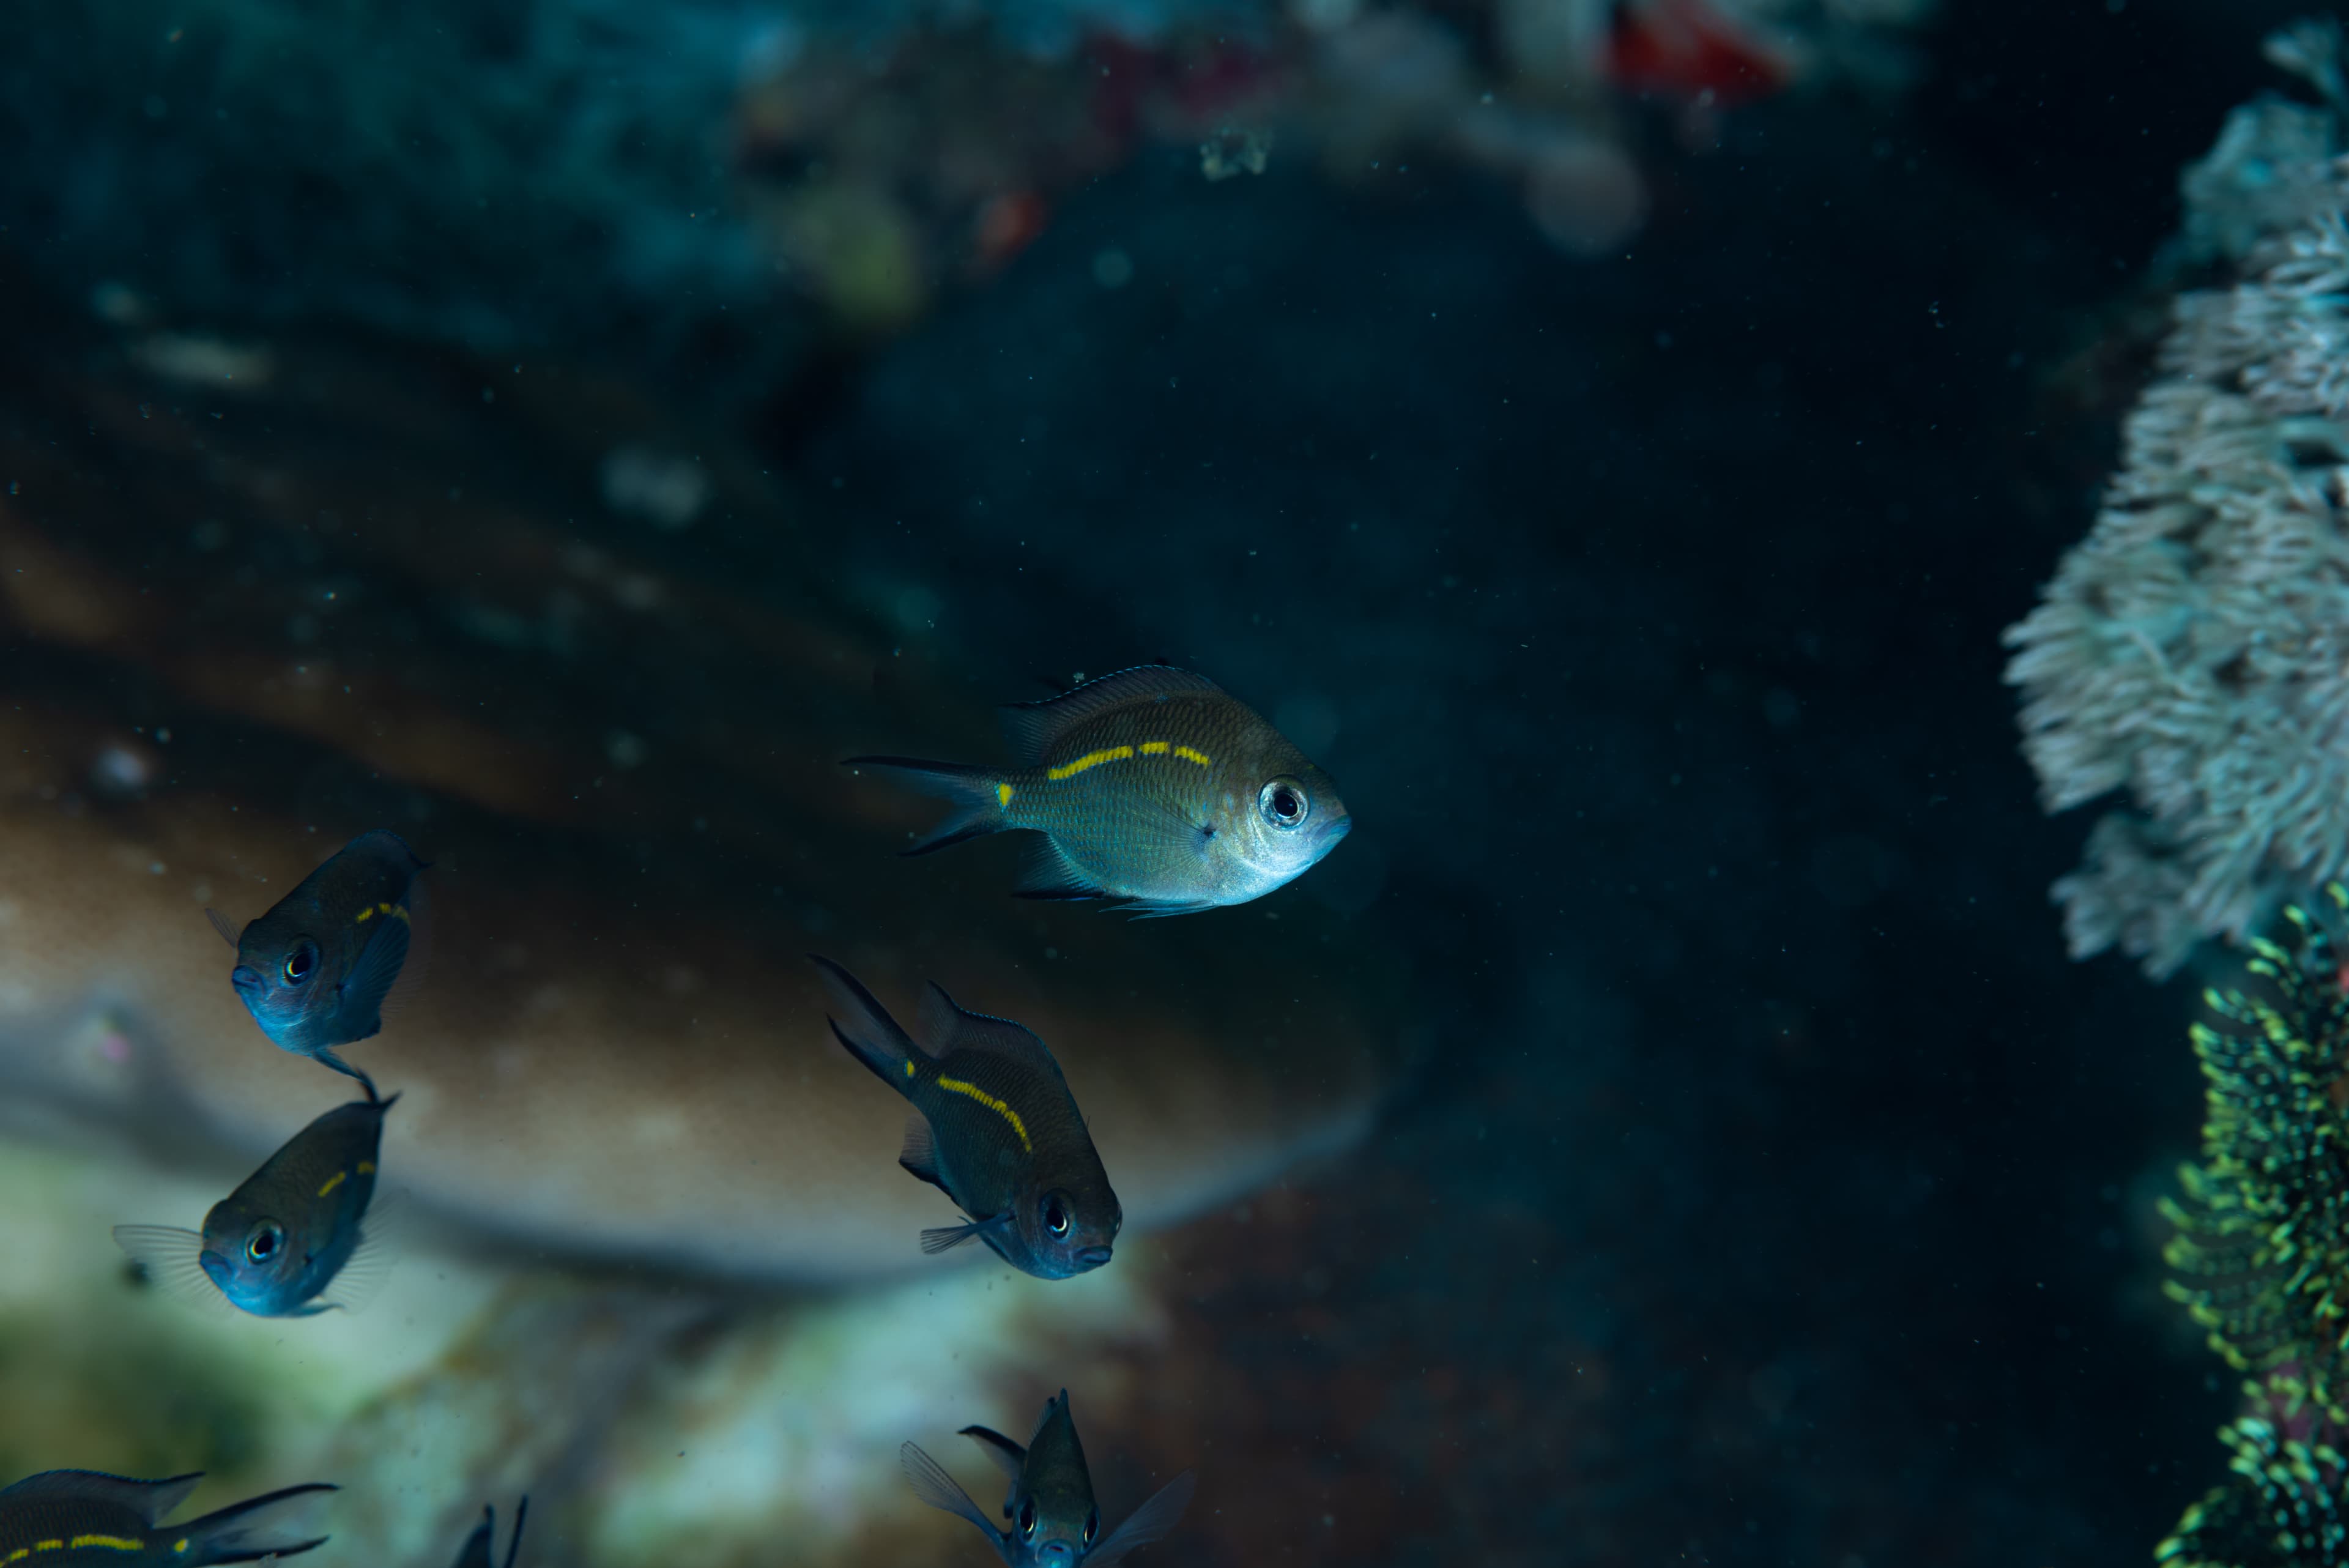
17, 0, 2349, 1562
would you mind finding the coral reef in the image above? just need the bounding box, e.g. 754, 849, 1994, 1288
2004, 25, 2349, 978
2159, 1404, 2349, 1568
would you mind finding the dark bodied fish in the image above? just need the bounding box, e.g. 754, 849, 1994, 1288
811, 956, 1121, 1278
846, 665, 1351, 916
0, 1470, 336, 1566
450, 1498, 527, 1568
206, 828, 429, 1098
113, 1094, 398, 1318
902, 1391, 1195, 1566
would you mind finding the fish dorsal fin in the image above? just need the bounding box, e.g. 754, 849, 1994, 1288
998, 666, 1222, 765
204, 908, 242, 948
919, 984, 1058, 1072
0, 1470, 204, 1524
957, 1425, 1028, 1487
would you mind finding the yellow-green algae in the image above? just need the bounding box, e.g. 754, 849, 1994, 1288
2164, 890, 2349, 1419
2160, 887, 2349, 1564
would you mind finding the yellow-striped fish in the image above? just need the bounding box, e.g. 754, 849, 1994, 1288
846, 665, 1350, 916
812, 956, 1120, 1279
0, 1470, 336, 1565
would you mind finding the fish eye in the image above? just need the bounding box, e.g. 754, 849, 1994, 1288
1019, 1499, 1037, 1540
245, 1222, 283, 1264
1043, 1195, 1070, 1237
1084, 1509, 1099, 1545
282, 942, 319, 985
1258, 777, 1309, 829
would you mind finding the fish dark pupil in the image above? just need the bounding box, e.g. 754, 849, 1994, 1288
284, 949, 314, 981
1020, 1500, 1036, 1538
1275, 789, 1299, 819
249, 1230, 277, 1261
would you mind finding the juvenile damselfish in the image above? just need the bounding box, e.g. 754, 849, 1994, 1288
811, 956, 1121, 1277
846, 665, 1351, 916
901, 1390, 1195, 1566
207, 828, 428, 1098
113, 1094, 398, 1318
0, 1470, 336, 1565
450, 1498, 527, 1568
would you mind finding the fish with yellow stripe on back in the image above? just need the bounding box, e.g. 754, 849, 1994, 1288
206, 828, 430, 1099
113, 1093, 398, 1318
844, 665, 1351, 917
811, 956, 1121, 1279
0, 1470, 335, 1565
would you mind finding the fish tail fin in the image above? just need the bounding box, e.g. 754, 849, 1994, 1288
809, 955, 928, 1095
167, 1481, 338, 1564
311, 1049, 379, 1104
841, 757, 1011, 855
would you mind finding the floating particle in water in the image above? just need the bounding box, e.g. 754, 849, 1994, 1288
87, 738, 158, 801
130, 332, 275, 391
606, 730, 648, 770
1200, 127, 1274, 181
599, 446, 710, 531
1093, 247, 1135, 289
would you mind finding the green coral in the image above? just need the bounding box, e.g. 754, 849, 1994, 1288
2163, 890, 2349, 1421
2161, 1402, 2349, 1567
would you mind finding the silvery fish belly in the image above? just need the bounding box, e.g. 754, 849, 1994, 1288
847, 665, 1352, 916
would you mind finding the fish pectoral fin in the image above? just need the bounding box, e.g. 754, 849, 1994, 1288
203, 907, 242, 948
1085, 1471, 1198, 1566
919, 1214, 1008, 1255
111, 1225, 229, 1316
956, 1425, 1028, 1485
900, 1443, 1001, 1539
1013, 836, 1106, 902
317, 1193, 404, 1314
336, 910, 413, 1035
899, 1115, 949, 1191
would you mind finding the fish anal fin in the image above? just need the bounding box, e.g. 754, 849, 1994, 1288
1014, 837, 1105, 903
997, 664, 1222, 764
900, 1115, 948, 1192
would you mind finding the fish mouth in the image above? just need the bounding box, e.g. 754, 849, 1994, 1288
1073, 1244, 1114, 1269
230, 964, 263, 994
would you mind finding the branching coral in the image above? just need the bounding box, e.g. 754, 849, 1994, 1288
2003, 24, 2349, 979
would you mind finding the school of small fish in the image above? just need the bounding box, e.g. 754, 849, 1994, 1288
24, 663, 1345, 1562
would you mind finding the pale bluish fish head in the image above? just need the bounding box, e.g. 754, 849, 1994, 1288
1219, 754, 1351, 904
1018, 1393, 1100, 1565
198, 1192, 308, 1315
996, 1183, 1122, 1280
231, 924, 336, 1053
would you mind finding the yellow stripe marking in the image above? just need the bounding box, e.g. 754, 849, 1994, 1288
1138, 740, 1170, 754
174, 1542, 190, 1556
995, 782, 1015, 808
1046, 745, 1134, 781
357, 1160, 376, 1175
903, 1060, 916, 1079
4, 1550, 24, 1563
319, 1170, 347, 1197
70, 1536, 143, 1553
1173, 745, 1211, 767
355, 905, 373, 923
34, 1542, 61, 1553
936, 1076, 1032, 1153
